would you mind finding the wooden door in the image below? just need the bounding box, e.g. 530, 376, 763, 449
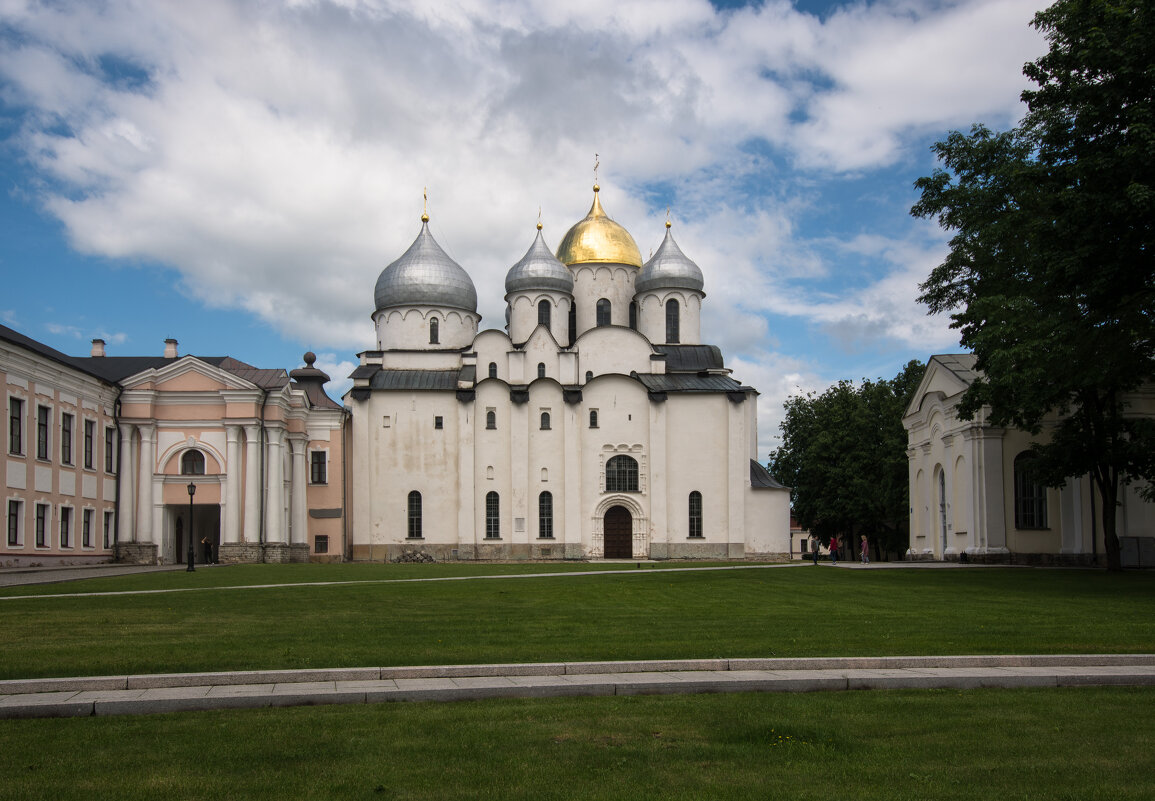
603, 506, 632, 559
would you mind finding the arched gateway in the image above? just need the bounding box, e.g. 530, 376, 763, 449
603, 505, 633, 559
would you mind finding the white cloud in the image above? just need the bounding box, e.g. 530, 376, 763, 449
0, 0, 1043, 395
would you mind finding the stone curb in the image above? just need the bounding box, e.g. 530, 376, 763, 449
3, 654, 1152, 696
2, 656, 1153, 719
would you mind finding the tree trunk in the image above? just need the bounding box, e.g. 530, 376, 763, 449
1096, 471, 1122, 572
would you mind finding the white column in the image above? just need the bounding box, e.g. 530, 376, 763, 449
243, 425, 261, 543
224, 426, 242, 544
265, 428, 286, 543
118, 423, 136, 543
289, 435, 307, 546
136, 424, 156, 546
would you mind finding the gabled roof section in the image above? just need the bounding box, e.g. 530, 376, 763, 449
218, 357, 290, 390
904, 354, 979, 418
70, 355, 231, 383
0, 324, 115, 385
750, 460, 787, 489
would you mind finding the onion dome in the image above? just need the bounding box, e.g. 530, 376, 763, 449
374, 216, 477, 313
505, 224, 574, 294
636, 222, 704, 293
555, 185, 643, 268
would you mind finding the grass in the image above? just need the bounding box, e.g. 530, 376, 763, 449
2, 687, 1153, 800
0, 563, 1152, 679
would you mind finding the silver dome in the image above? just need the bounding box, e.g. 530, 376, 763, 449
374, 221, 478, 312
636, 226, 704, 293
505, 228, 574, 295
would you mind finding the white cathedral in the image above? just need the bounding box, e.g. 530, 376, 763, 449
346, 184, 790, 560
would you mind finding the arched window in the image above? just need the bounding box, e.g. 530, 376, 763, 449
486, 410, 496, 430
180, 450, 205, 475
485, 491, 500, 539
688, 491, 703, 538
540, 412, 551, 430
538, 300, 551, 329
429, 317, 439, 344
628, 300, 638, 331
605, 455, 639, 492
488, 362, 498, 379
665, 299, 680, 343
407, 491, 422, 539
537, 362, 546, 379
596, 298, 611, 327
585, 370, 593, 382
568, 303, 577, 344
589, 410, 598, 428
539, 491, 553, 539
1014, 452, 1048, 529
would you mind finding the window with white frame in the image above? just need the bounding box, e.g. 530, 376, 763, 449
84, 419, 95, 469
485, 491, 500, 539
82, 508, 94, 548
35, 503, 48, 548
688, 491, 703, 538
407, 491, 422, 539
105, 426, 116, 472
60, 506, 72, 548
538, 491, 553, 539
36, 405, 50, 460
60, 412, 73, 465
103, 510, 114, 549
181, 450, 206, 475
605, 455, 639, 492
7, 500, 22, 546
8, 397, 23, 455
310, 451, 327, 484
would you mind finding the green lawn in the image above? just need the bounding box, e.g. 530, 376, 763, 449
2, 687, 1153, 800
0, 563, 1152, 679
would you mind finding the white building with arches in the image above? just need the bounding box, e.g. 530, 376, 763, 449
347, 185, 790, 560
904, 354, 1155, 564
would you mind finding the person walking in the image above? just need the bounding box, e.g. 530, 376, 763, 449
860, 534, 870, 564
829, 536, 839, 565
810, 534, 820, 565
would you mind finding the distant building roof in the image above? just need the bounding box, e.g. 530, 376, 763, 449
653, 344, 726, 372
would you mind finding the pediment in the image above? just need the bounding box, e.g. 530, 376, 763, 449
120, 357, 259, 393
904, 356, 975, 419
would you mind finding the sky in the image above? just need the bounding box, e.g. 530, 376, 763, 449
0, 0, 1050, 459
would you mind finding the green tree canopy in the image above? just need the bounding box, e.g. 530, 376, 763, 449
769, 361, 923, 558
912, 0, 1155, 570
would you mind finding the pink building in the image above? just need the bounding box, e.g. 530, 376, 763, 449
3, 325, 346, 566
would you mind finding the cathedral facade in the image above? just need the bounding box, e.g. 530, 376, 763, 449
346, 185, 790, 560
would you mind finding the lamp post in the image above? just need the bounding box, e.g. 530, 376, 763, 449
186, 481, 196, 572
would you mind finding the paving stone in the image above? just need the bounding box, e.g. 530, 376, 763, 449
0, 676, 128, 694
0, 691, 92, 719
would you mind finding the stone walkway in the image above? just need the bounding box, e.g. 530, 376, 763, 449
2, 655, 1152, 719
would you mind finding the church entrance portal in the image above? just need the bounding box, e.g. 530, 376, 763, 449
604, 505, 632, 559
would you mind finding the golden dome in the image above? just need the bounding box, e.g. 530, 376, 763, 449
555, 185, 643, 268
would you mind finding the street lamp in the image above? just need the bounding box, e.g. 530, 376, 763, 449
186, 481, 196, 572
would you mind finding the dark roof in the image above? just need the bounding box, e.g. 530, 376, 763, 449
0, 324, 116, 384
369, 370, 460, 391
653, 344, 725, 372
750, 460, 787, 490
636, 373, 747, 393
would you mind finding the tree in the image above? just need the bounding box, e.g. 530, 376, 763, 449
769, 361, 924, 560
912, 0, 1155, 571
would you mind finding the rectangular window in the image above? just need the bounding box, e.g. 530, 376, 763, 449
8, 397, 23, 455
35, 504, 48, 547
434, 416, 443, 430
82, 509, 94, 548
103, 510, 114, 549
105, 426, 116, 473
310, 451, 327, 485
688, 491, 703, 538
60, 506, 72, 548
84, 419, 95, 469
314, 534, 329, 554
61, 412, 73, 465
37, 405, 50, 460
7, 500, 21, 546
